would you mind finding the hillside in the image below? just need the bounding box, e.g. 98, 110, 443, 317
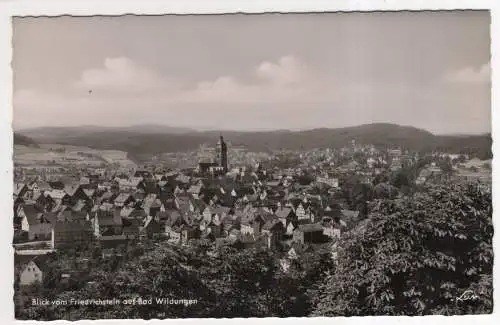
13, 133, 39, 147
16, 123, 492, 160
17, 124, 196, 140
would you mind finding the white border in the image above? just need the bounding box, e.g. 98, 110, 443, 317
0, 1, 498, 324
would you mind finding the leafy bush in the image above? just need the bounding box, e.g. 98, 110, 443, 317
313, 183, 493, 316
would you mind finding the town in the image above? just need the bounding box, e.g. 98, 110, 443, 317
13, 133, 491, 308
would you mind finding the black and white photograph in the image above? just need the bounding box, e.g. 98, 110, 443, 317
7, 7, 493, 321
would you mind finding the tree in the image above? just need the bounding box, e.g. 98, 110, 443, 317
349, 182, 374, 217
297, 173, 315, 186
439, 157, 453, 177
313, 183, 493, 316
373, 182, 399, 200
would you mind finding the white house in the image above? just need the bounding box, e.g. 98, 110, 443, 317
323, 226, 341, 239
19, 206, 54, 240
19, 257, 47, 286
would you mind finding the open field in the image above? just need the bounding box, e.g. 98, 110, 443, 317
14, 144, 136, 168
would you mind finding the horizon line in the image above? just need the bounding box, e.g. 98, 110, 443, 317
13, 122, 491, 137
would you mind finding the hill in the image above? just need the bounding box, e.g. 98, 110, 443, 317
17, 124, 196, 140
13, 133, 39, 147
16, 123, 492, 160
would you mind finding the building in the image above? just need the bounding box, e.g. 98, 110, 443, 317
93, 208, 123, 237
19, 255, 49, 286
19, 206, 54, 240
293, 223, 324, 244
197, 162, 219, 175
216, 136, 228, 173
51, 221, 93, 249
19, 256, 44, 286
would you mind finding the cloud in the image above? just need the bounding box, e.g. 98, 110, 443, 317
182, 55, 330, 103
67, 55, 325, 103
13, 55, 336, 129
444, 62, 491, 84
256, 55, 308, 86
74, 57, 175, 93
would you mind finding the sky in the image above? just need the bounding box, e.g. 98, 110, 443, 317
12, 11, 491, 134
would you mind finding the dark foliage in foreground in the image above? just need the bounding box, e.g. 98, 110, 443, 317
313, 183, 493, 316
15, 242, 333, 320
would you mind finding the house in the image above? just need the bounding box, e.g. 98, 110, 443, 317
181, 226, 201, 244
64, 184, 90, 202
262, 219, 285, 237
240, 216, 257, 236
34, 192, 56, 211
164, 210, 185, 239
285, 221, 297, 236
287, 242, 313, 260
187, 184, 203, 198
323, 225, 341, 239
99, 235, 128, 258
175, 174, 191, 185
120, 206, 135, 218
83, 189, 96, 201
93, 208, 123, 237
316, 175, 340, 189
220, 216, 237, 236
71, 199, 89, 214
253, 212, 274, 235
141, 216, 164, 239
19, 206, 54, 240
214, 206, 232, 221
80, 176, 91, 186
166, 226, 182, 243
143, 195, 162, 217
14, 183, 28, 198
52, 221, 93, 249
200, 219, 222, 237
261, 218, 285, 249
275, 207, 296, 227
125, 207, 148, 222
228, 228, 241, 241
119, 177, 144, 192
122, 225, 141, 239
296, 202, 314, 224
188, 198, 206, 215
293, 223, 324, 244
175, 195, 192, 214
45, 190, 72, 206
19, 255, 49, 286
114, 193, 135, 208
202, 206, 214, 223
98, 191, 116, 204
29, 181, 52, 194
54, 206, 88, 223
134, 170, 152, 179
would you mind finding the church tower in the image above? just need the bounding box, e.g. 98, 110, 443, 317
216, 135, 228, 173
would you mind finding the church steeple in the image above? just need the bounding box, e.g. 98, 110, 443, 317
216, 135, 228, 173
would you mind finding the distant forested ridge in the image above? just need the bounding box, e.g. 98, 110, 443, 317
13, 133, 39, 147
17, 123, 492, 159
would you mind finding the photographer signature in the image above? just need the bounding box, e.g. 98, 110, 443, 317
455, 290, 480, 302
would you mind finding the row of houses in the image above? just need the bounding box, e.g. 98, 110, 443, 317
15, 164, 359, 251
